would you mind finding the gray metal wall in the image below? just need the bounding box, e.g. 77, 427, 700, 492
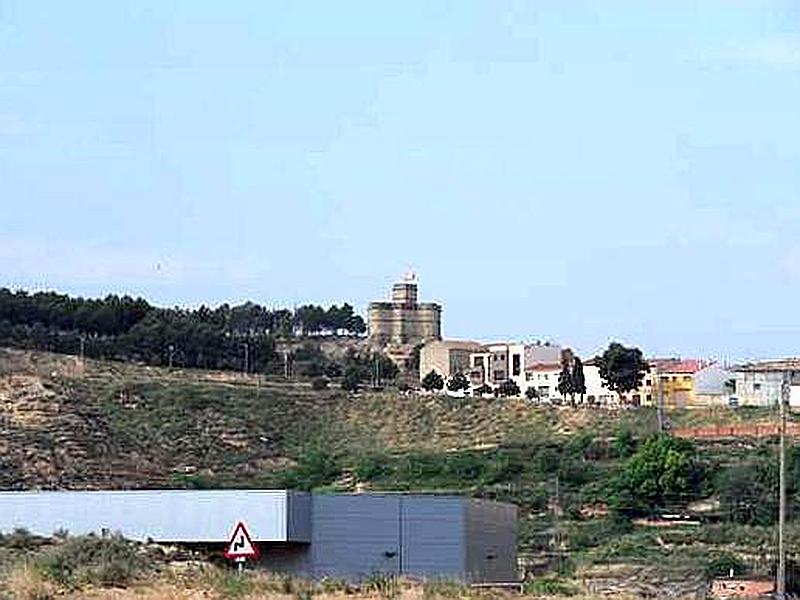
400, 496, 464, 579
307, 494, 513, 583
464, 499, 518, 583
310, 494, 402, 579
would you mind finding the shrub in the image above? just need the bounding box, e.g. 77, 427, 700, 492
523, 578, 578, 596
311, 377, 329, 391
706, 553, 747, 578
36, 534, 145, 588
612, 428, 637, 458
716, 461, 778, 525
277, 447, 342, 490
421, 370, 444, 392
474, 383, 493, 397
363, 573, 400, 600
496, 380, 521, 397
354, 452, 392, 482
0, 528, 47, 551
342, 367, 361, 392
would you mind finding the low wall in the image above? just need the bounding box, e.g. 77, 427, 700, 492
674, 423, 800, 439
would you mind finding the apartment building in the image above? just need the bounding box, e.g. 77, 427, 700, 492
468, 342, 527, 390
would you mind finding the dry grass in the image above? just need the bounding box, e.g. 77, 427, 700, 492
3, 562, 55, 600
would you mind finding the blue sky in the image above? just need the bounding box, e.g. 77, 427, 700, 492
1, 1, 799, 360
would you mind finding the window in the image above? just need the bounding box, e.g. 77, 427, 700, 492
683, 376, 691, 382
754, 383, 762, 391
538, 386, 550, 398
473, 357, 482, 367
493, 370, 505, 382
646, 394, 652, 402
646, 379, 652, 386
512, 354, 521, 376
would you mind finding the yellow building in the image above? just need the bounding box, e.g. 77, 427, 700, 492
652, 359, 707, 407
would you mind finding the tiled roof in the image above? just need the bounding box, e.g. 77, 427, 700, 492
656, 359, 709, 374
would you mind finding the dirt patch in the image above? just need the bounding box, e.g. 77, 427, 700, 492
0, 374, 58, 427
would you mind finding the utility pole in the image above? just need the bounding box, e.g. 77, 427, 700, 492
168, 344, 175, 370
778, 372, 790, 599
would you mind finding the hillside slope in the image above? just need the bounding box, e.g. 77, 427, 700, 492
0, 347, 658, 491
2, 348, 795, 597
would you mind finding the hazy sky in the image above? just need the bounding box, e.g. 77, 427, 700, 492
2, 2, 799, 360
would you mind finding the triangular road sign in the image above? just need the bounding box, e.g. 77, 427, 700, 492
224, 521, 260, 560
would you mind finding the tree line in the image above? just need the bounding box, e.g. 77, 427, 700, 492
0, 287, 366, 372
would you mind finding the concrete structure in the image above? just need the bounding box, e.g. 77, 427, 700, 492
0, 490, 517, 583
732, 359, 800, 407
419, 340, 485, 382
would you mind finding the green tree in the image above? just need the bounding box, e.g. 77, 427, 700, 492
421, 370, 445, 392
596, 342, 648, 401
557, 363, 574, 405
573, 357, 586, 403
525, 386, 539, 401
447, 372, 469, 392
610, 434, 702, 516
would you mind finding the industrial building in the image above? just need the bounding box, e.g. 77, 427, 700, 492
0, 490, 518, 583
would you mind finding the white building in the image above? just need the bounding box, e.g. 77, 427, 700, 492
732, 359, 800, 407
524, 363, 561, 401
469, 342, 527, 391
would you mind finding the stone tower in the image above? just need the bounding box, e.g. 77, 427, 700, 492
369, 274, 442, 370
